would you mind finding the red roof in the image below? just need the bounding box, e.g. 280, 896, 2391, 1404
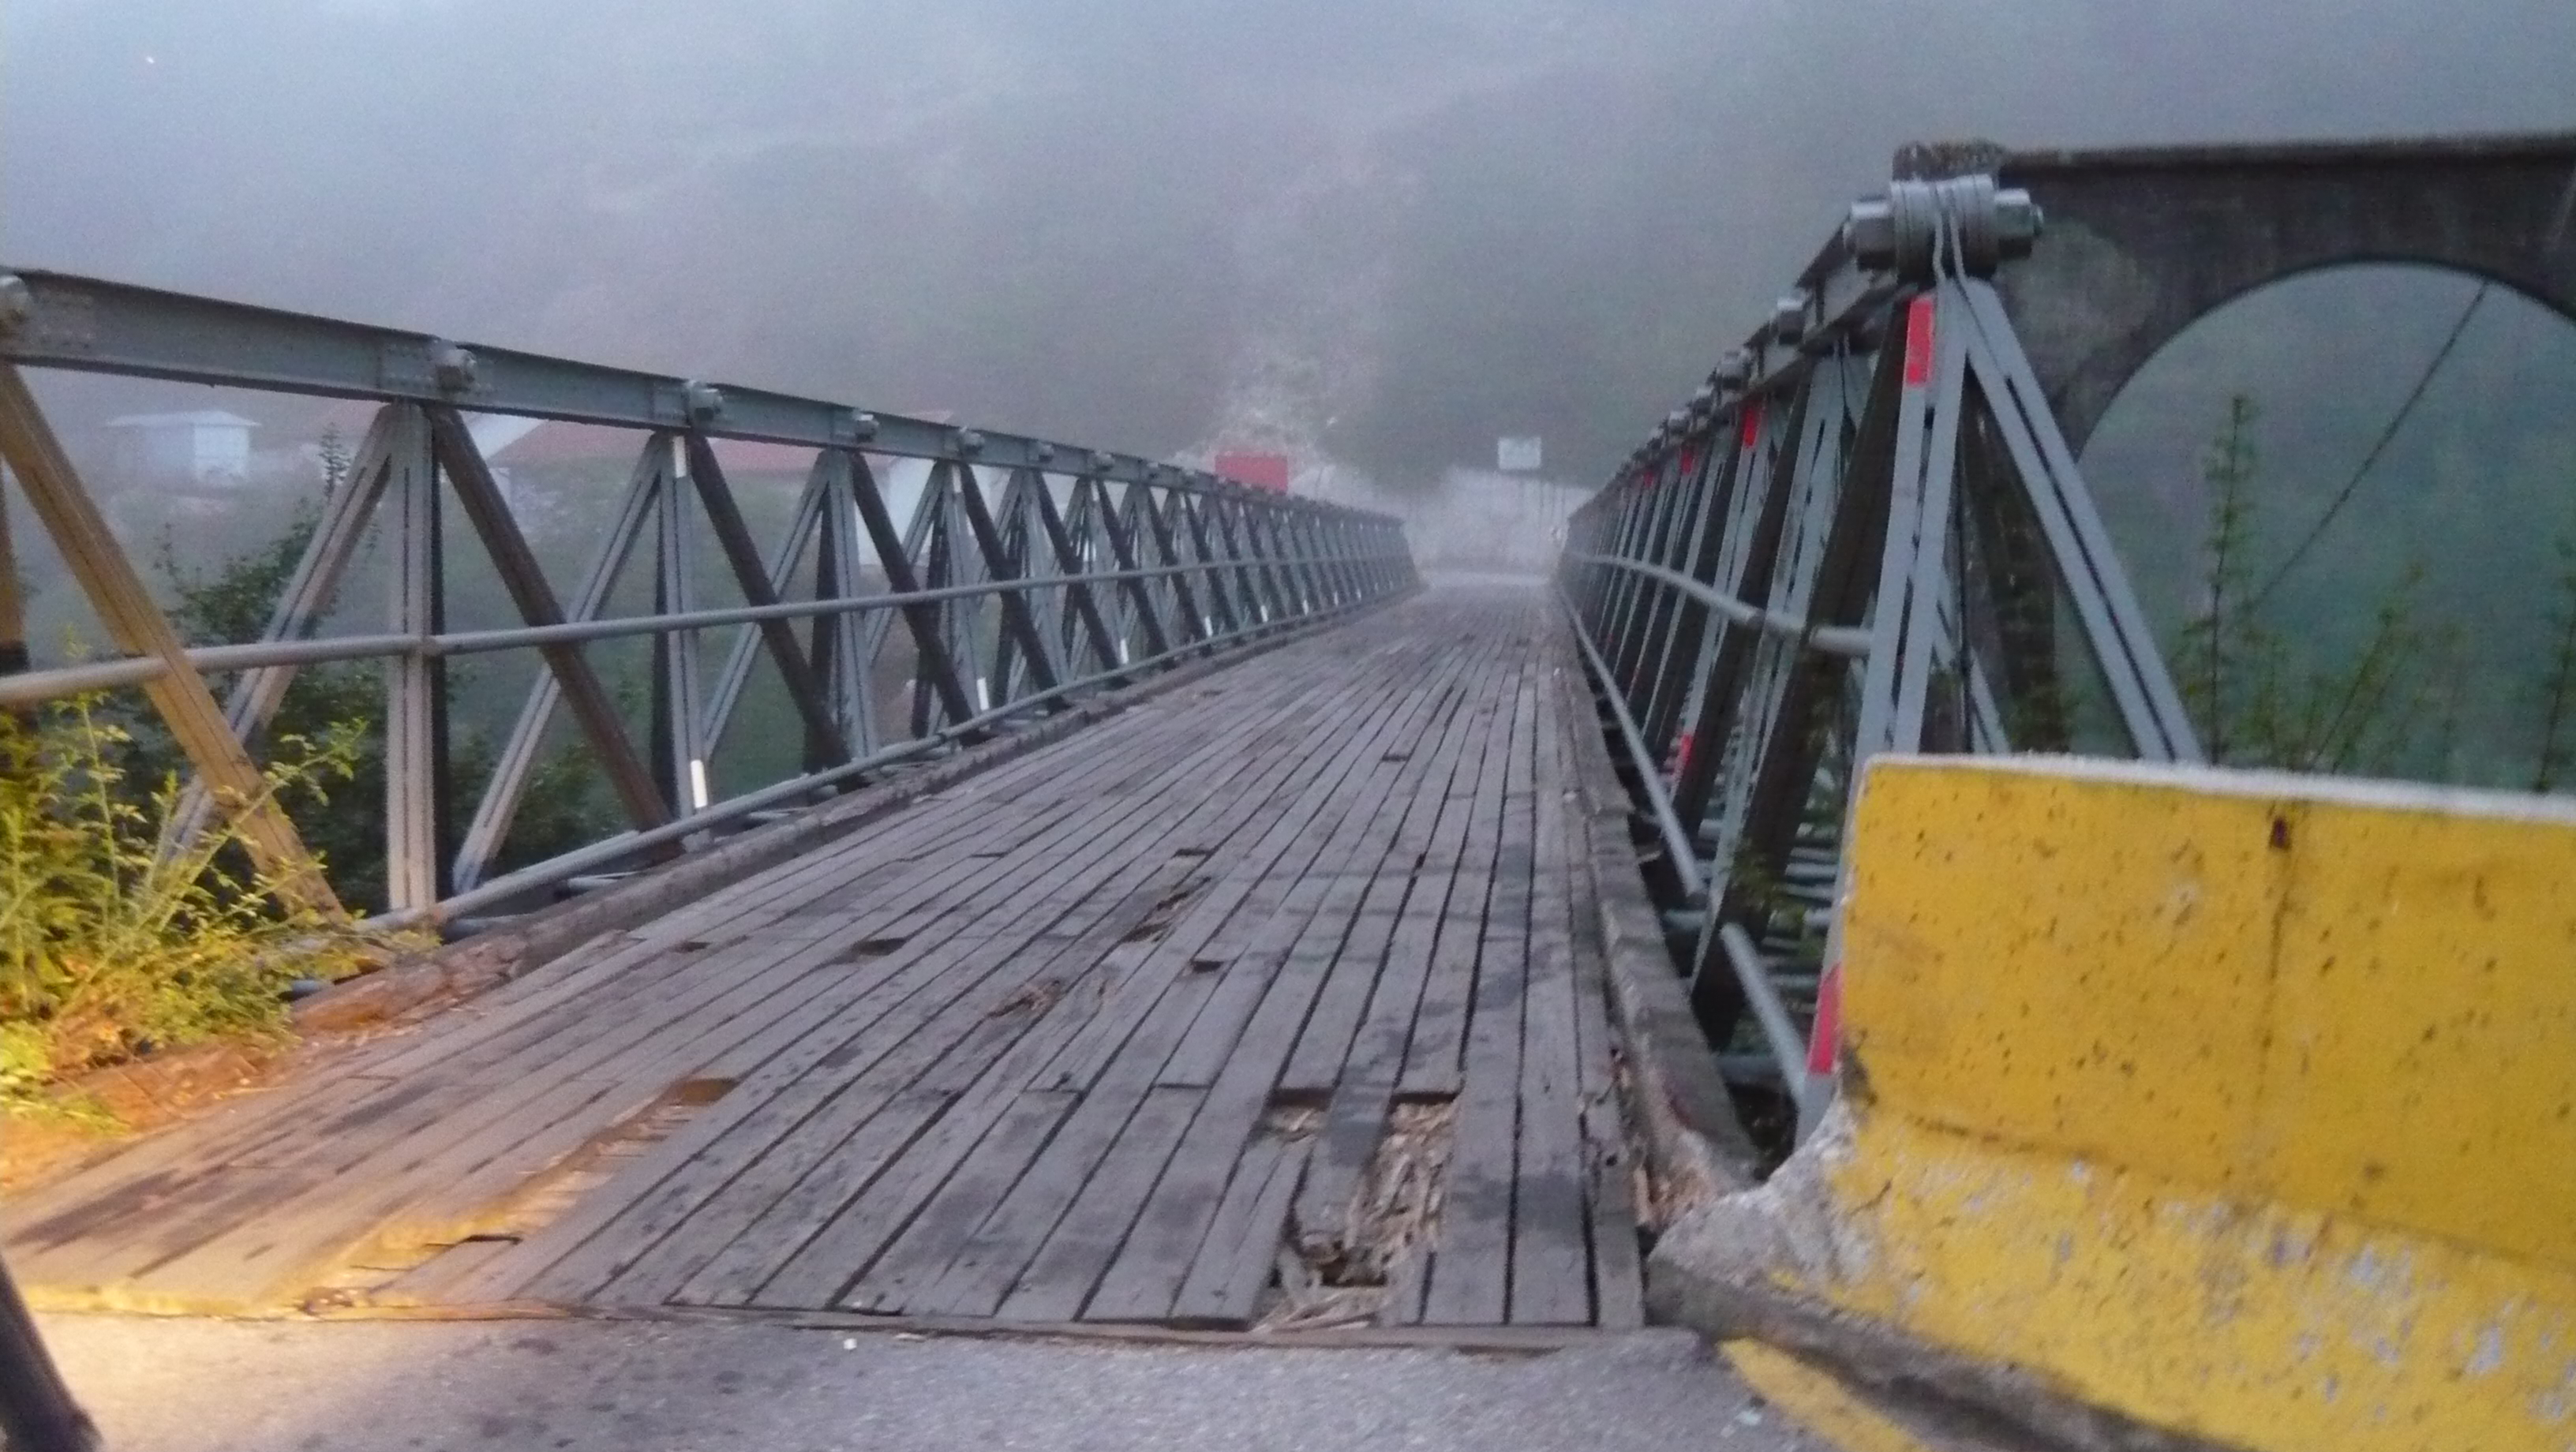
1213, 451, 1293, 492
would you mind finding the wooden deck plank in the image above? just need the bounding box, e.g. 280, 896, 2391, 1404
1507, 683, 1593, 1325
702, 681, 1406, 1312
1283, 663, 1500, 1254
1419, 681, 1539, 1327
505, 762, 1272, 1308
1044, 637, 1487, 1095
983, 1085, 1203, 1321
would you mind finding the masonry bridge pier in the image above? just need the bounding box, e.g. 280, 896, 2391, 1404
2, 132, 2572, 1452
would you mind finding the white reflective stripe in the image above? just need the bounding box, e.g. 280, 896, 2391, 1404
975, 675, 991, 712
687, 758, 710, 811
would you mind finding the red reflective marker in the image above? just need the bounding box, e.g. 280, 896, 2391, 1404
1902, 296, 1936, 386
1807, 961, 1844, 1076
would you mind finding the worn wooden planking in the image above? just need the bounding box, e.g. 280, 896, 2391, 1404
1506, 684, 1593, 1326
697, 683, 1398, 1311
1558, 673, 1646, 1332
981, 1084, 1204, 1321
22, 800, 1067, 1251
1419, 683, 1540, 1327
1274, 673, 1486, 1094
675, 736, 1319, 1318
1158, 1136, 1309, 1329
9, 586, 1638, 1334
144, 839, 1120, 1302
1080, 603, 1540, 1324
498, 753, 1282, 1309
1285, 675, 1500, 1247
459, 686, 1320, 1299
1039, 635, 1489, 1095
4, 615, 1316, 1248
828, 1088, 1080, 1311
1395, 642, 1528, 1099
634, 682, 1357, 1310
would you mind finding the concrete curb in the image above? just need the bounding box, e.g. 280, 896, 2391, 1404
1543, 617, 1759, 1218
1645, 1104, 2230, 1452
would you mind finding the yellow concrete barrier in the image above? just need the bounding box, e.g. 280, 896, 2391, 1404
1652, 757, 2576, 1452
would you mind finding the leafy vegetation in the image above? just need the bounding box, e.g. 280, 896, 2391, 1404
0, 694, 388, 1106
2172, 395, 2463, 776
0, 432, 629, 1110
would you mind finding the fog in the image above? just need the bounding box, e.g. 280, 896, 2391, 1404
5, 0, 2571, 488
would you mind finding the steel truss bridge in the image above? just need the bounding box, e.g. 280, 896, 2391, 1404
0, 130, 2569, 1452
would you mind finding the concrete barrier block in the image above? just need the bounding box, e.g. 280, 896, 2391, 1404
1652, 756, 2576, 1452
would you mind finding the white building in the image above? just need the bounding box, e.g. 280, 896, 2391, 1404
105, 410, 257, 485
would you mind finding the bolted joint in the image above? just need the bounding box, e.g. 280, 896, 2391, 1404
1771, 291, 1810, 346
429, 340, 479, 394
1844, 174, 2044, 283
1090, 450, 1118, 473
848, 410, 881, 442
1031, 441, 1055, 464
1712, 347, 1754, 391
1994, 187, 2043, 259
681, 380, 724, 424
0, 275, 34, 335
954, 428, 987, 455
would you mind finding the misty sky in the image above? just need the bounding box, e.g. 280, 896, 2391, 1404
5, 0, 2572, 485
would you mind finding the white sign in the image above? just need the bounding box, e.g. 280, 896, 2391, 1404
1496, 436, 1543, 473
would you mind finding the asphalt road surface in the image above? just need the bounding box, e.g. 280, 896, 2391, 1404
32, 1316, 1837, 1452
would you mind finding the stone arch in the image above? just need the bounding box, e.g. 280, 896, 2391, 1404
1964, 134, 2576, 450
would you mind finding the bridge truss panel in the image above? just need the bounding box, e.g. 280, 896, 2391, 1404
1558, 174, 2198, 1146
0, 269, 1419, 930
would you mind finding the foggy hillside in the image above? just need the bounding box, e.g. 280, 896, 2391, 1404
6, 0, 2571, 488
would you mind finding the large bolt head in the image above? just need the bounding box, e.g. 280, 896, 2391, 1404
1994, 187, 2044, 258
1844, 197, 1898, 272
0, 275, 34, 334
429, 341, 479, 393
1772, 293, 1809, 345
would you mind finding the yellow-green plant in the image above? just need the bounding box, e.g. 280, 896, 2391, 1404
0, 693, 390, 1106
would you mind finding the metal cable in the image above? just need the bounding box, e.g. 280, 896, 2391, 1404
2245, 280, 2490, 610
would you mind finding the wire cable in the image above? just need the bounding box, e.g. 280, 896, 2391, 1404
2245, 280, 2490, 610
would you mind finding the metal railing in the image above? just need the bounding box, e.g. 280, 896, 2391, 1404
0, 268, 1417, 930
1557, 174, 2197, 1144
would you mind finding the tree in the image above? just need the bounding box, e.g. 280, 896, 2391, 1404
129, 429, 619, 911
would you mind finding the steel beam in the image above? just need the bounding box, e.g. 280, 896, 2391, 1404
0, 363, 341, 915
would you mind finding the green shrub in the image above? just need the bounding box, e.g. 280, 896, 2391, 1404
0, 693, 396, 1106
